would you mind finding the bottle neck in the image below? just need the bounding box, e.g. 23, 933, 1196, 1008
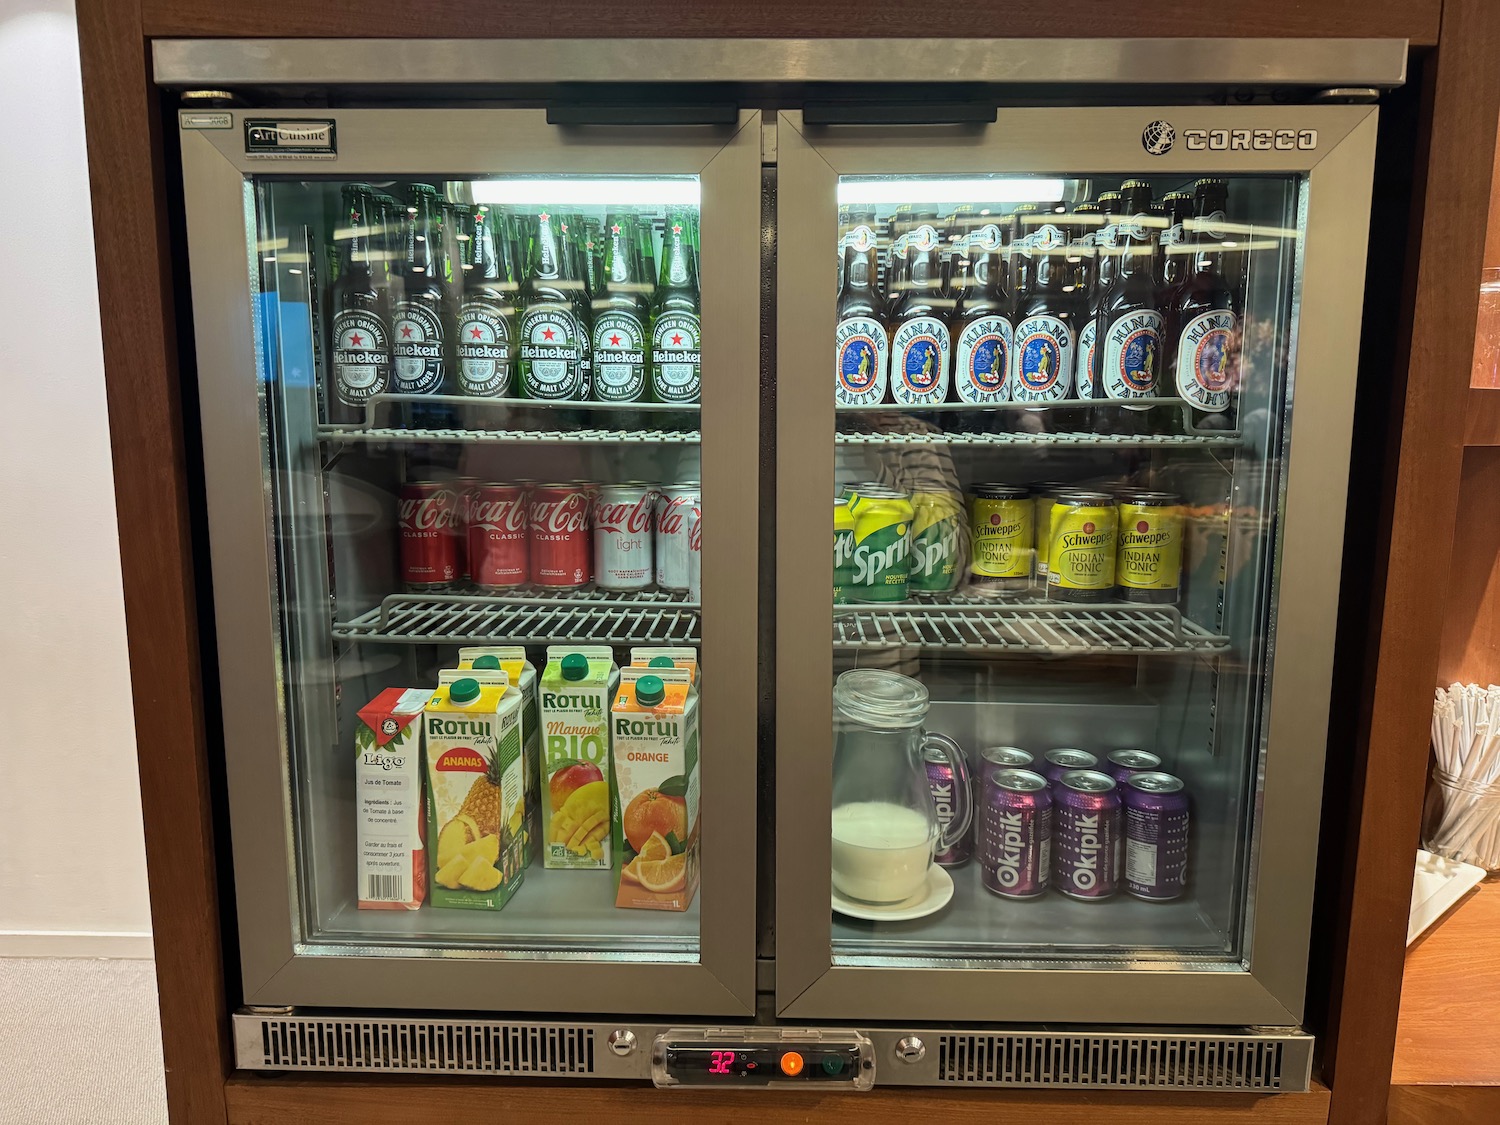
406, 198, 439, 277
533, 212, 561, 282
607, 223, 637, 287
659, 216, 696, 290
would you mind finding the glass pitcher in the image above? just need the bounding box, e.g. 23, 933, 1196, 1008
831, 668, 971, 903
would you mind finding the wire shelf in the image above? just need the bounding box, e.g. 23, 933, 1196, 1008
833, 598, 1228, 655
835, 430, 1240, 449
335, 588, 700, 646
319, 425, 699, 446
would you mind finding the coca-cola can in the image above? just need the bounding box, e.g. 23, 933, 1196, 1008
655, 481, 700, 592
593, 482, 657, 591
528, 483, 592, 588
686, 501, 703, 603
1054, 770, 1122, 901
925, 744, 971, 867
980, 768, 1052, 899
453, 477, 482, 583
469, 483, 530, 590
398, 481, 461, 591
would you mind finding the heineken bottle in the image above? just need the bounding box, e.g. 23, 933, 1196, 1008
517, 209, 588, 400
456, 205, 519, 398
591, 213, 650, 402
649, 207, 701, 403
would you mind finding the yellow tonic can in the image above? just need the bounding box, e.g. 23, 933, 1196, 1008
968, 484, 1032, 595
1030, 481, 1070, 583
1047, 490, 1118, 602
1116, 489, 1182, 603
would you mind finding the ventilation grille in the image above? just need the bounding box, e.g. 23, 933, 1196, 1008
253, 1018, 595, 1075
936, 1034, 1284, 1089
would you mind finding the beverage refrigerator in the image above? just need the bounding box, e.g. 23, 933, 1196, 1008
159, 37, 1401, 1092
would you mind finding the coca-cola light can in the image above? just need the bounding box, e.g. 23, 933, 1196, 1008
1123, 771, 1191, 901
980, 768, 1051, 898
655, 481, 700, 592
1105, 748, 1161, 786
925, 744, 971, 867
398, 481, 461, 591
528, 483, 592, 588
593, 482, 657, 591
1042, 748, 1098, 788
469, 483, 530, 590
1054, 770, 1122, 900
687, 500, 702, 603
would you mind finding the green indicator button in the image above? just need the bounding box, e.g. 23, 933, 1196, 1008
821, 1055, 845, 1076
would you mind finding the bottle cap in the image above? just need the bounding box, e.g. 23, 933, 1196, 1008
561, 653, 590, 682
449, 678, 481, 704
472, 655, 501, 670
648, 657, 676, 668
635, 675, 666, 707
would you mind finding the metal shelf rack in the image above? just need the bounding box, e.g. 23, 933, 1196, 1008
835, 430, 1240, 450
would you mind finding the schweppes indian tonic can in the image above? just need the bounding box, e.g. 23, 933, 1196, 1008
1115, 489, 1183, 604
1047, 490, 1118, 603
850, 486, 914, 603
910, 489, 964, 597
968, 484, 1032, 596
1030, 482, 1070, 585
833, 497, 857, 604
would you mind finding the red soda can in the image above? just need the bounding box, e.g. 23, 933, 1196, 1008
453, 477, 482, 584
593, 482, 657, 591
398, 481, 461, 590
528, 483, 592, 588
468, 484, 530, 590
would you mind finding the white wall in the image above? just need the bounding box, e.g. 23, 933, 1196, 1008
0, 0, 152, 957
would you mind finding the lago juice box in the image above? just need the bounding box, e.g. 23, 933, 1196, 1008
355, 687, 427, 911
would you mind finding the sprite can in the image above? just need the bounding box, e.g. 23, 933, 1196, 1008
1115, 489, 1182, 604
850, 485, 914, 603
834, 496, 857, 604
1047, 490, 1118, 602
968, 484, 1033, 596
910, 489, 964, 597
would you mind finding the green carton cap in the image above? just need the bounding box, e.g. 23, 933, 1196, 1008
472, 655, 501, 670
635, 675, 665, 707
561, 653, 590, 682
648, 656, 676, 668
449, 678, 481, 704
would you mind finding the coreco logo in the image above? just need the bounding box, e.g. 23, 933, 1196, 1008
1141, 120, 1176, 155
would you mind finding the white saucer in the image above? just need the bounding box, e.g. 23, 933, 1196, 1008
832, 865, 955, 922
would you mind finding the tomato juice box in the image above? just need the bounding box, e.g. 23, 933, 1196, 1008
612, 667, 700, 911
355, 688, 428, 911
538, 646, 619, 869
425, 671, 525, 910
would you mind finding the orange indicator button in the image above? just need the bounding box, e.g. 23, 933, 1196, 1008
780, 1051, 805, 1076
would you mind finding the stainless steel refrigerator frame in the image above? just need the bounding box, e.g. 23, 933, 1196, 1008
775, 105, 1376, 1025
179, 108, 763, 1015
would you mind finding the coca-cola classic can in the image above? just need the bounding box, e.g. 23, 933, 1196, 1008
655, 481, 700, 592
469, 484, 530, 590
593, 483, 657, 591
398, 481, 461, 590
528, 483, 592, 588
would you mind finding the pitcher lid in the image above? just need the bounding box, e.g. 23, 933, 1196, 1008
834, 668, 929, 726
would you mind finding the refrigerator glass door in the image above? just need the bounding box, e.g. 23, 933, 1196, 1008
180, 111, 759, 1014
775, 107, 1377, 1024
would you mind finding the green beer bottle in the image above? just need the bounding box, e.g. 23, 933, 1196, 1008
591, 213, 650, 402
649, 208, 702, 403
456, 206, 519, 398
517, 208, 588, 400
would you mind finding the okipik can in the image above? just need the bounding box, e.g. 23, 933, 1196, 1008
1054, 769, 1122, 901
980, 746, 1035, 773
1105, 748, 1162, 786
654, 481, 700, 591
1124, 771, 1191, 901
468, 483, 530, 590
1046, 489, 1118, 603
1042, 748, 1099, 787
926, 743, 972, 867
593, 482, 657, 591
527, 483, 592, 588
398, 481, 461, 591
980, 768, 1052, 898
1115, 489, 1183, 604
968, 484, 1032, 596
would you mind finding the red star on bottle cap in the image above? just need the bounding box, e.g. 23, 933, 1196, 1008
539, 211, 549, 221
672, 224, 682, 234
611, 224, 621, 235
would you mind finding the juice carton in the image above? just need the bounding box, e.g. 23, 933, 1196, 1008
354, 688, 428, 911
612, 667, 700, 911
629, 647, 699, 685
425, 670, 525, 910
458, 647, 540, 868
538, 646, 620, 869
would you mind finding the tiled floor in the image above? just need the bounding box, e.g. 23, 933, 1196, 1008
0, 958, 167, 1124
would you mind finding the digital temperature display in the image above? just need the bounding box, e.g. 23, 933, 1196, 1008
708, 1050, 736, 1075
660, 1043, 863, 1086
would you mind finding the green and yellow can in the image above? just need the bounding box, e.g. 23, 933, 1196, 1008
1115, 489, 1182, 603
968, 484, 1032, 596
1047, 490, 1118, 602
834, 496, 857, 604
850, 486, 914, 604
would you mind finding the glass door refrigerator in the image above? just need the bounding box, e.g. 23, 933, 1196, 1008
166, 40, 1389, 1092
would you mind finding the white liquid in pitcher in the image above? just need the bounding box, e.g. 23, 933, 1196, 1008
831, 801, 936, 903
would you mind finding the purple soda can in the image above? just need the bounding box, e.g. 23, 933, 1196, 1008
1105, 748, 1161, 786
1054, 770, 1122, 900
1124, 772, 1191, 901
980, 768, 1052, 898
981, 746, 1035, 773
926, 744, 972, 867
1043, 748, 1098, 788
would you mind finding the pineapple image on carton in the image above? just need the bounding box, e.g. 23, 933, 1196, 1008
458, 647, 541, 869
612, 668, 700, 911
539, 646, 619, 869
629, 647, 699, 685
355, 687, 428, 911
425, 672, 525, 910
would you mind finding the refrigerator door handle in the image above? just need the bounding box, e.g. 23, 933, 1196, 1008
546, 101, 740, 126
801, 101, 998, 127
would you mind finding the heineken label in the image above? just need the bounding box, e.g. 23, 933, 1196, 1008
1075, 318, 1098, 400
891, 316, 950, 405
592, 311, 647, 401
519, 305, 583, 399
1011, 315, 1074, 403
392, 301, 445, 395
650, 310, 701, 402
332, 309, 390, 408
1118, 502, 1183, 592
851, 509, 911, 603
1102, 310, 1164, 401
970, 497, 1033, 580
1048, 505, 1118, 591
953, 316, 1012, 404
835, 315, 890, 406
456, 300, 513, 397
910, 495, 962, 594
1175, 309, 1236, 413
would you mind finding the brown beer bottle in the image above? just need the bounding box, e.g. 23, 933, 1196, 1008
1172, 178, 1240, 430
